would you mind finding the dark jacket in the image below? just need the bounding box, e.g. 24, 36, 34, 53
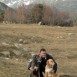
28, 53, 57, 73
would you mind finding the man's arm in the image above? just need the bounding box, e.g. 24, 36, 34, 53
47, 54, 55, 62
53, 63, 57, 73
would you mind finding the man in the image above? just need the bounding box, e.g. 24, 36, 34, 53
28, 48, 57, 77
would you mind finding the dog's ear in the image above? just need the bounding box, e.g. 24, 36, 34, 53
46, 60, 49, 65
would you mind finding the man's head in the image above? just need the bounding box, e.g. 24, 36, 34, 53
40, 48, 46, 58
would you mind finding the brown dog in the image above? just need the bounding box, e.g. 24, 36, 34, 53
45, 59, 55, 77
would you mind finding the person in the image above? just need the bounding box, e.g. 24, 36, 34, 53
28, 48, 57, 77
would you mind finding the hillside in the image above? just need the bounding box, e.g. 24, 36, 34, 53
55, 0, 77, 13
0, 2, 8, 11
0, 24, 77, 77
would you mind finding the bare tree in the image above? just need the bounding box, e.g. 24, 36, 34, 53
15, 5, 26, 23
42, 5, 54, 25
0, 11, 4, 22
4, 7, 13, 23
31, 4, 43, 23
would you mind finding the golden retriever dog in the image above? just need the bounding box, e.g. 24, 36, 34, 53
45, 59, 55, 77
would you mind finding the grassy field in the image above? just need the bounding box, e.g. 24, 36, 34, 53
0, 24, 77, 77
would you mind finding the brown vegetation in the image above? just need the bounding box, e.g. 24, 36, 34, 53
0, 4, 74, 26
0, 24, 77, 77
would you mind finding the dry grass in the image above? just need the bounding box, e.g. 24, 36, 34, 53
0, 24, 77, 77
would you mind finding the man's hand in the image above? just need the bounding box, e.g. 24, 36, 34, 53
34, 66, 38, 71
29, 67, 34, 72
29, 66, 38, 72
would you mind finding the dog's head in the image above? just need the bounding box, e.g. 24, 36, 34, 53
46, 59, 55, 66
31, 55, 40, 71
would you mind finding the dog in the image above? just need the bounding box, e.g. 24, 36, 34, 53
30, 55, 41, 77
45, 59, 55, 77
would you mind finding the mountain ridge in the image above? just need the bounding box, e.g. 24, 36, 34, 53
1, 0, 77, 13
0, 2, 8, 10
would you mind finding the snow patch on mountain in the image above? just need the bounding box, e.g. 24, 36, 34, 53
1, 0, 66, 8
1, 0, 33, 8
7, 1, 17, 6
